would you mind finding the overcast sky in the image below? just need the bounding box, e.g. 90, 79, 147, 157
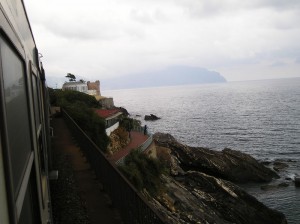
25, 0, 300, 84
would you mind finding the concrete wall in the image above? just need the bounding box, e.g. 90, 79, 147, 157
106, 122, 119, 136
145, 142, 157, 159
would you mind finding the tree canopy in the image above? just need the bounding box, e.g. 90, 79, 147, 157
66, 73, 76, 82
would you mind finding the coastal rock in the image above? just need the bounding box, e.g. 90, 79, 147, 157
151, 133, 287, 223
144, 114, 161, 121
260, 182, 289, 191
154, 132, 279, 183
152, 172, 287, 224
273, 161, 289, 172
118, 107, 129, 116
295, 177, 300, 187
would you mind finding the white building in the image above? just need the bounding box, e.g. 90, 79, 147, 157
62, 81, 88, 93
62, 80, 101, 96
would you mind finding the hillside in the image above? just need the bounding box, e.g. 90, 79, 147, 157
102, 66, 226, 90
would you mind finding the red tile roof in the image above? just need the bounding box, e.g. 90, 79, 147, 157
95, 109, 121, 119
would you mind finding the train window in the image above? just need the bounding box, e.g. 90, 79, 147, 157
0, 38, 32, 196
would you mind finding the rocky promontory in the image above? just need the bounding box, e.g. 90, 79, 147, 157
150, 132, 287, 224
154, 132, 279, 183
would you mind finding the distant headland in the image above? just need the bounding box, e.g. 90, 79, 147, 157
102, 65, 227, 90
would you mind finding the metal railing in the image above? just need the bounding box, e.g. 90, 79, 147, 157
62, 109, 165, 224
138, 135, 153, 153
131, 125, 151, 136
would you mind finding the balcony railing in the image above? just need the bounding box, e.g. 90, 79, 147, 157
62, 109, 165, 224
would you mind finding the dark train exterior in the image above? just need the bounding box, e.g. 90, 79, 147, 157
0, 0, 52, 223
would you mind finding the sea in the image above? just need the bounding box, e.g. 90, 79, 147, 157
103, 77, 300, 223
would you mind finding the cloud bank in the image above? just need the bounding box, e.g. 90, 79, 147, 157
25, 0, 300, 85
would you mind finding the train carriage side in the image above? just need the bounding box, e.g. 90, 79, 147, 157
0, 0, 52, 223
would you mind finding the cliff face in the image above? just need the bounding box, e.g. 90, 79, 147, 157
151, 133, 287, 224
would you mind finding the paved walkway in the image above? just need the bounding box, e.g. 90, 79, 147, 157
51, 117, 122, 224
109, 131, 149, 163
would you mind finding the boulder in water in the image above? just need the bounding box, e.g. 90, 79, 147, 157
273, 161, 289, 172
261, 182, 289, 191
145, 114, 161, 121
295, 177, 300, 187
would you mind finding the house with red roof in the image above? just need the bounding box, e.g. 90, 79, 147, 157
95, 109, 123, 135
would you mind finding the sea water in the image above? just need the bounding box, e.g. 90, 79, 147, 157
103, 78, 300, 223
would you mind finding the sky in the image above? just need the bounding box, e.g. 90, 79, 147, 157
24, 0, 300, 86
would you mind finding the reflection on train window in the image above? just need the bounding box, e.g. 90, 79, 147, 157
0, 38, 32, 196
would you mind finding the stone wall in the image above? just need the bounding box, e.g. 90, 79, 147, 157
99, 97, 114, 109
87, 80, 100, 96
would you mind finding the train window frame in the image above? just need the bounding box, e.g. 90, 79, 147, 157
0, 33, 38, 222
0, 135, 10, 224
0, 34, 32, 195
30, 64, 42, 135
29, 62, 47, 208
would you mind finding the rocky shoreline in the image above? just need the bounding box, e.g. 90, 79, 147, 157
149, 132, 287, 224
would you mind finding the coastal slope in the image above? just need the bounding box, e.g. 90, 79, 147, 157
151, 132, 287, 224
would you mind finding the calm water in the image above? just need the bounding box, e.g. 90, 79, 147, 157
103, 78, 300, 223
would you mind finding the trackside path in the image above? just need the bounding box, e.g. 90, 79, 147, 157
51, 117, 123, 224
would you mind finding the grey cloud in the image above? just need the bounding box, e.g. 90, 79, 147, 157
42, 17, 123, 41
174, 0, 300, 19
130, 9, 155, 24
130, 8, 169, 24
254, 0, 300, 10
25, 0, 300, 81
271, 61, 287, 67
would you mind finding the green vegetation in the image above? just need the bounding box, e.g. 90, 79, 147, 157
49, 89, 109, 151
112, 127, 129, 144
118, 150, 165, 196
49, 88, 99, 107
65, 73, 76, 82
120, 117, 141, 131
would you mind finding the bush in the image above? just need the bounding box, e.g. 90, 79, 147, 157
55, 90, 100, 108
120, 117, 142, 131
119, 150, 165, 196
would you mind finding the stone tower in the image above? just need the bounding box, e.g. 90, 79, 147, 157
87, 80, 101, 96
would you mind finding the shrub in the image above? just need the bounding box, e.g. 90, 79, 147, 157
55, 90, 100, 108
119, 150, 165, 196
120, 117, 142, 131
